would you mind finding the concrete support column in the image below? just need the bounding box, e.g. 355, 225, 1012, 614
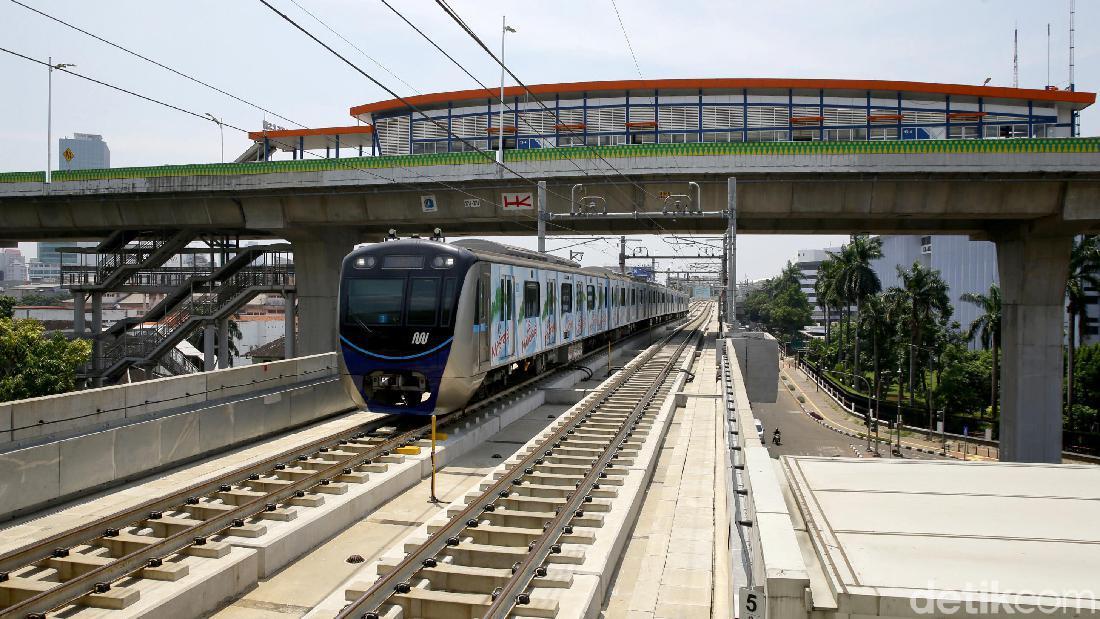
287, 230, 359, 356
537, 180, 547, 253
90, 293, 103, 376
217, 318, 229, 369
996, 231, 1071, 463
203, 322, 216, 372
284, 291, 297, 359
73, 291, 86, 336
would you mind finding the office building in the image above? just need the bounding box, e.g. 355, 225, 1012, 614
58, 133, 110, 171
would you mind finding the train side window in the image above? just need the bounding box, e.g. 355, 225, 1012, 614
440, 278, 456, 326
546, 280, 556, 317
498, 279, 506, 321
407, 278, 439, 326
587, 285, 596, 310
506, 281, 514, 320
561, 283, 573, 313
619, 288, 626, 307
523, 281, 539, 319
604, 286, 609, 308
631, 289, 636, 306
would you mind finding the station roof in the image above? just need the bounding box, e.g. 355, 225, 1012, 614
350, 78, 1096, 119
785, 457, 1100, 613
246, 125, 374, 151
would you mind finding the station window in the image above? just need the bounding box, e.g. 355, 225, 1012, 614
791, 129, 819, 142
522, 281, 540, 319
984, 124, 1028, 139
407, 278, 440, 326
869, 127, 898, 141
561, 283, 573, 313
746, 130, 788, 142
587, 285, 597, 310
825, 128, 867, 141
948, 125, 980, 140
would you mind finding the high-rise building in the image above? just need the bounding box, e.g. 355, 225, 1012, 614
871, 235, 999, 347
796, 247, 843, 324
36, 241, 97, 267
58, 133, 110, 171
0, 248, 28, 283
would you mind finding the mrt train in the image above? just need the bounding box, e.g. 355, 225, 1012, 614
338, 239, 688, 415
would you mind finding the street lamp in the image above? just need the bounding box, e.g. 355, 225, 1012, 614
205, 113, 225, 163
496, 16, 517, 165
46, 57, 76, 184
831, 370, 879, 456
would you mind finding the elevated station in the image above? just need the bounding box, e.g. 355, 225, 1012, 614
1, 78, 1099, 463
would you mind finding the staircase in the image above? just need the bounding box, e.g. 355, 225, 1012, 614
88, 245, 294, 383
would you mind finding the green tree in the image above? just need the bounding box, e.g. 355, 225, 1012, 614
1073, 343, 1100, 415
0, 318, 91, 402
935, 345, 992, 416
0, 296, 16, 319
815, 257, 843, 350
766, 262, 813, 339
961, 283, 1001, 420
836, 235, 884, 384
1066, 235, 1100, 425
185, 319, 244, 368
897, 262, 952, 411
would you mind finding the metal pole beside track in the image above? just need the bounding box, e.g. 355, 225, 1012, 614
430, 413, 438, 503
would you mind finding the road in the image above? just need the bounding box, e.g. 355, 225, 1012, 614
752, 377, 942, 461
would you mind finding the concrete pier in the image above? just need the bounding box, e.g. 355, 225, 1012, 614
287, 231, 359, 355
995, 231, 1072, 462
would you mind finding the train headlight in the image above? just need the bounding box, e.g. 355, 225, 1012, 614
354, 256, 377, 269
431, 255, 455, 269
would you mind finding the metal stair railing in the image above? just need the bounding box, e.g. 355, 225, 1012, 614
61, 230, 195, 290
93, 249, 294, 381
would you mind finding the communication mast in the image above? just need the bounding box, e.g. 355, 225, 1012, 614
1013, 26, 1018, 88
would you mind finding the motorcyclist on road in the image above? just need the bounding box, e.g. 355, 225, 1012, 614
772, 428, 782, 445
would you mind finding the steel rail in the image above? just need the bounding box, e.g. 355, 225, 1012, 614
485, 308, 708, 618
338, 304, 708, 618
0, 313, 688, 617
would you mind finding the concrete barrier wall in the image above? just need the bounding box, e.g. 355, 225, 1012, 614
2, 353, 340, 449
725, 340, 810, 618
0, 355, 356, 521
730, 332, 779, 403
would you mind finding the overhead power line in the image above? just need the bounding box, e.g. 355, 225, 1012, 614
255, 0, 598, 240
285, 0, 421, 95
609, 0, 643, 79
8, 0, 305, 129
0, 46, 251, 132
431, 0, 683, 255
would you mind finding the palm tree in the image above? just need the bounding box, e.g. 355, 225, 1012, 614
1066, 235, 1100, 426
897, 262, 952, 410
837, 236, 884, 387
816, 257, 843, 355
859, 292, 895, 407
962, 283, 1001, 420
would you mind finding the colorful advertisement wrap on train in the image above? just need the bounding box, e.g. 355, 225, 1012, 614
542, 272, 557, 348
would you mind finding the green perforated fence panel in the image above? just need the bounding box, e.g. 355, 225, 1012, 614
1, 137, 1096, 184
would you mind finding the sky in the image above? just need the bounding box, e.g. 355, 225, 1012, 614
2, 0, 1095, 280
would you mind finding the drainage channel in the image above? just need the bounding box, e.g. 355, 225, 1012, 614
336, 304, 710, 619
0, 316, 690, 618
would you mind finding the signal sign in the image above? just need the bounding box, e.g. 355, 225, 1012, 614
62, 148, 74, 162
501, 192, 533, 211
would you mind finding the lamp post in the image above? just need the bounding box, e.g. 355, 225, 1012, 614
205, 113, 225, 163
46, 57, 76, 184
496, 16, 516, 165
832, 370, 878, 455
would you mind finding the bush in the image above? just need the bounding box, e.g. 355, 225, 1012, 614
797, 395, 806, 403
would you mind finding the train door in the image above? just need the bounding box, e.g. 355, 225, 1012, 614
575, 278, 586, 338
560, 278, 573, 342
543, 272, 557, 348
519, 271, 541, 357
491, 267, 515, 364
477, 267, 490, 367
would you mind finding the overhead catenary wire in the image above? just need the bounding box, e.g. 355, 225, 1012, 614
285, 0, 421, 95
0, 46, 555, 240
430, 0, 686, 256
7, 0, 306, 130
609, 0, 643, 79
254, 0, 613, 244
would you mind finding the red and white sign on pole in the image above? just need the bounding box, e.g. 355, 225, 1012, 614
501, 192, 534, 211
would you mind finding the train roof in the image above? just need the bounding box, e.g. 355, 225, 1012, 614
451, 239, 580, 269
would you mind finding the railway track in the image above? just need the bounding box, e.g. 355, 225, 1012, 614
0, 314, 691, 618
338, 304, 710, 619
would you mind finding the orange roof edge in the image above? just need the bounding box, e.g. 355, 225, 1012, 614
349, 78, 1095, 117
247, 125, 374, 141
